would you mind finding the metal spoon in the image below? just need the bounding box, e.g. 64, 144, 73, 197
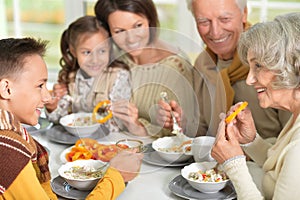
160, 92, 183, 135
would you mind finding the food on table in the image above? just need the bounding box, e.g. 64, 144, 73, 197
67, 115, 96, 126
65, 138, 119, 162
92, 100, 112, 124
158, 139, 192, 153
63, 165, 104, 179
188, 168, 228, 183
225, 101, 248, 124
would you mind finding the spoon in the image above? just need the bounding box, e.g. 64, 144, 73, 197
160, 92, 183, 135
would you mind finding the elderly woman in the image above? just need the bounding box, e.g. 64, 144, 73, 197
212, 12, 300, 200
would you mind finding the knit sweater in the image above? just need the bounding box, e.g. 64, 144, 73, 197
121, 54, 198, 137
224, 114, 300, 200
0, 110, 125, 200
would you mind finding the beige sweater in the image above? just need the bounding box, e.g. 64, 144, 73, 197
121, 54, 198, 137
193, 50, 291, 138
224, 114, 300, 200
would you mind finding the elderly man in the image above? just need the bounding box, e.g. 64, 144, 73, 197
158, 0, 290, 138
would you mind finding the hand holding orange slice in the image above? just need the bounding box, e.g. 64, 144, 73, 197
225, 102, 248, 124
92, 100, 112, 124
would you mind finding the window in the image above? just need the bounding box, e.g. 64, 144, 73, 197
2, 0, 300, 84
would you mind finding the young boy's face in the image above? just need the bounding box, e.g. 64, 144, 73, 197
8, 54, 51, 125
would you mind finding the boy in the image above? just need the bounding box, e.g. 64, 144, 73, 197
0, 38, 142, 199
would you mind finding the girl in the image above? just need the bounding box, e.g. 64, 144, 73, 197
45, 16, 131, 132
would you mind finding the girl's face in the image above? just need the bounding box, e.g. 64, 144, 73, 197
72, 31, 110, 77
108, 10, 150, 58
8, 55, 51, 125
246, 51, 292, 110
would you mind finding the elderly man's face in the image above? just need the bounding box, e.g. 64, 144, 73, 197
192, 0, 247, 60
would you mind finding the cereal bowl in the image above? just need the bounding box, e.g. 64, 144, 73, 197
58, 159, 108, 191
152, 136, 193, 163
181, 162, 229, 193
59, 113, 100, 137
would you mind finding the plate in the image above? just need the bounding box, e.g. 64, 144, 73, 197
168, 175, 237, 200
46, 125, 106, 145
23, 117, 53, 135
60, 141, 115, 163
51, 176, 90, 200
142, 144, 194, 167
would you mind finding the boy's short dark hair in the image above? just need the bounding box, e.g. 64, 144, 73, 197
0, 38, 48, 79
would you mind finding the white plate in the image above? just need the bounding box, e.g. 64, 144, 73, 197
46, 125, 107, 145
51, 175, 129, 200
168, 175, 237, 200
60, 141, 115, 163
51, 176, 90, 200
142, 144, 194, 167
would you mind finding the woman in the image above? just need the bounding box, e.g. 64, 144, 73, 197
212, 12, 300, 199
94, 0, 198, 137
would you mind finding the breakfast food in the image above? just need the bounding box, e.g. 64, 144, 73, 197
188, 168, 228, 183
158, 139, 192, 153
65, 138, 119, 162
92, 100, 112, 124
67, 116, 96, 126
63, 165, 104, 179
225, 101, 248, 124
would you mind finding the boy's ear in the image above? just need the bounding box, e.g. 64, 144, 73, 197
0, 79, 12, 99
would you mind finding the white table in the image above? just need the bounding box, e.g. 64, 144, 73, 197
32, 126, 184, 200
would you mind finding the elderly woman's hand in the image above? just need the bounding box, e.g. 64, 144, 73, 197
227, 102, 257, 144
211, 120, 244, 164
111, 100, 147, 136
157, 100, 182, 129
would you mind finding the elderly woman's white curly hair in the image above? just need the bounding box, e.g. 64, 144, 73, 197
238, 12, 300, 89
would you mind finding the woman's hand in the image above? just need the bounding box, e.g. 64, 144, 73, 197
227, 102, 257, 144
110, 150, 143, 182
157, 100, 182, 129
111, 100, 147, 136
211, 120, 244, 164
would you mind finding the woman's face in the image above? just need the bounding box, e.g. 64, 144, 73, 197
246, 51, 292, 110
71, 31, 110, 77
108, 10, 150, 57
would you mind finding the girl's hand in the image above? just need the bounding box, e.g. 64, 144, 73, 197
52, 83, 68, 100
227, 102, 257, 144
211, 120, 244, 164
111, 100, 147, 136
44, 83, 68, 112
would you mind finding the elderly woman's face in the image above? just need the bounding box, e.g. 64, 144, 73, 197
246, 51, 292, 110
108, 10, 150, 58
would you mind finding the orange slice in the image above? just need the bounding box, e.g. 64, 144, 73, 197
225, 102, 248, 124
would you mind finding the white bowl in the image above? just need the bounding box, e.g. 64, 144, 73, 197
59, 113, 100, 137
58, 159, 107, 191
181, 162, 229, 193
191, 136, 215, 162
152, 136, 192, 163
